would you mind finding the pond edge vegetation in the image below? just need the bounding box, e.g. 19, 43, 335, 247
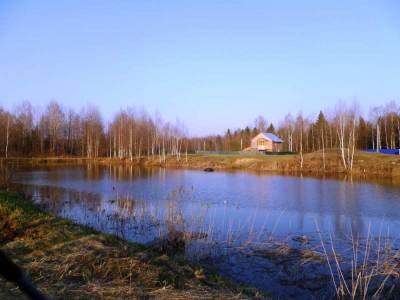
4, 149, 400, 180
0, 191, 269, 299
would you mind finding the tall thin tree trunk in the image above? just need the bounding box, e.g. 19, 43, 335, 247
321, 127, 325, 170
376, 123, 381, 152
299, 126, 303, 169
338, 116, 347, 170
384, 119, 389, 149
5, 116, 10, 158
349, 120, 356, 170
372, 127, 375, 150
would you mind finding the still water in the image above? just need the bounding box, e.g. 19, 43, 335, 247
11, 164, 400, 299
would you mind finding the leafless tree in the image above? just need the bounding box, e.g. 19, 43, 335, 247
295, 113, 305, 169
45, 101, 65, 154
254, 115, 268, 132
1, 100, 400, 162
283, 113, 295, 152
5, 114, 10, 159
335, 103, 358, 171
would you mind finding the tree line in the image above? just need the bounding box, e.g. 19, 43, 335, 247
0, 101, 187, 161
1, 100, 400, 162
198, 101, 400, 152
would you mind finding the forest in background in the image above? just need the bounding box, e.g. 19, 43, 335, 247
1, 100, 400, 162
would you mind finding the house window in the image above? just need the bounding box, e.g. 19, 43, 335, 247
257, 139, 268, 146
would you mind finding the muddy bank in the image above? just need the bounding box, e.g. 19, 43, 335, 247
0, 192, 266, 299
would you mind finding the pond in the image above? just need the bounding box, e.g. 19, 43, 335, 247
11, 164, 400, 299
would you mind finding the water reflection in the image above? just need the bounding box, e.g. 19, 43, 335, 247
13, 164, 400, 242
11, 164, 400, 298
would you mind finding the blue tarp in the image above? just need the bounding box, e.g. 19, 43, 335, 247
364, 149, 400, 155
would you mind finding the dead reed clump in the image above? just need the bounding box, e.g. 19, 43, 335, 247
0, 192, 258, 299
253, 242, 325, 265
318, 228, 400, 300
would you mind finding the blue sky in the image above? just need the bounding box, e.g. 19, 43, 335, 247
1, 1, 400, 135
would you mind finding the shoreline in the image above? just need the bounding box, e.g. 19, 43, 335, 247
3, 150, 400, 180
2, 157, 400, 298
0, 191, 267, 299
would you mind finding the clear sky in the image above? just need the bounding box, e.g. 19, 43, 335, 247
1, 1, 400, 136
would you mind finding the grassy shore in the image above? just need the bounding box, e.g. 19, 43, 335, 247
0, 192, 266, 299
3, 149, 400, 179
145, 150, 400, 179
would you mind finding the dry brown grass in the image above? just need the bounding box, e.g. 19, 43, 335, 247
4, 149, 400, 179
141, 150, 400, 180
0, 192, 266, 299
317, 226, 400, 300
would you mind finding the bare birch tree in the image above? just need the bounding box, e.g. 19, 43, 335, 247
335, 103, 358, 171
